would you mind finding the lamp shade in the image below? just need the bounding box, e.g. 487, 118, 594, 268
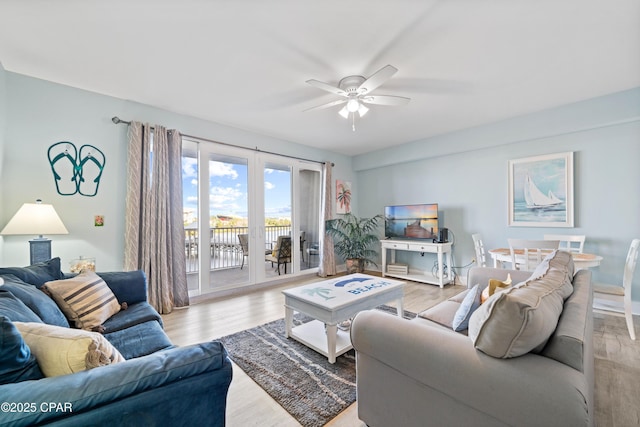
1, 201, 69, 236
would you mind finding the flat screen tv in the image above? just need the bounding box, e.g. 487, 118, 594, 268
385, 203, 438, 240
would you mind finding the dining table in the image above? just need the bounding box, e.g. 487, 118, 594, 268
488, 248, 603, 270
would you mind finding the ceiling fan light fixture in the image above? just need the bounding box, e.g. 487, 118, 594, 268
306, 65, 408, 126
346, 98, 360, 113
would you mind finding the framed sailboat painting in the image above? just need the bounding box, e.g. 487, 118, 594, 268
508, 152, 574, 227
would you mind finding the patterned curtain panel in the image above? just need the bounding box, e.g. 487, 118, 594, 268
124, 122, 189, 313
319, 162, 336, 277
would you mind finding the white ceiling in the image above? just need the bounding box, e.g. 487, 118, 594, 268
1, 0, 638, 156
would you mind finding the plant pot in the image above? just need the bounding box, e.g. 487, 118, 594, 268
346, 258, 365, 274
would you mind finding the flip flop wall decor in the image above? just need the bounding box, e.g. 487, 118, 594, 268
48, 141, 106, 197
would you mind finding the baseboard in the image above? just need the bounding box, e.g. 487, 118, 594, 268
189, 270, 319, 303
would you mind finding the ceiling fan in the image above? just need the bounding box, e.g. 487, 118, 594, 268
304, 65, 410, 130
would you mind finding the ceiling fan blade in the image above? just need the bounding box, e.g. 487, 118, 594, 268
303, 98, 347, 112
361, 95, 411, 106
357, 65, 398, 94
306, 79, 347, 96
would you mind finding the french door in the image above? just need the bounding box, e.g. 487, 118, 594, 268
182, 138, 321, 296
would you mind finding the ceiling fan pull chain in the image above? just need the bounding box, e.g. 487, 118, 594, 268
352, 114, 356, 132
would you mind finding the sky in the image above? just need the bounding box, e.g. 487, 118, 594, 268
181, 157, 292, 220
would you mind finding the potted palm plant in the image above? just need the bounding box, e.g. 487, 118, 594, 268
325, 212, 384, 273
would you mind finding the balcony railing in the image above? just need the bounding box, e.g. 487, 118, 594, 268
185, 225, 292, 273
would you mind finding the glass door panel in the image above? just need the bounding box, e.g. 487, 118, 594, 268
263, 161, 292, 278
207, 153, 250, 291
182, 140, 200, 296
182, 139, 253, 296
183, 139, 322, 296
299, 167, 321, 271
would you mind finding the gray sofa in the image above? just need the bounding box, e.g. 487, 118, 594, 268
352, 250, 594, 427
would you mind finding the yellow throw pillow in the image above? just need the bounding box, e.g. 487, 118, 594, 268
43, 271, 121, 331
13, 322, 125, 377
481, 274, 512, 304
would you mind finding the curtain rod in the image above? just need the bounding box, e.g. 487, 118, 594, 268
111, 116, 334, 167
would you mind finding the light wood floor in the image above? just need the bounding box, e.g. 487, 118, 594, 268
162, 272, 640, 427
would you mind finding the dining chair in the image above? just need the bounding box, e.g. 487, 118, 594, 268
508, 239, 560, 271
544, 234, 586, 253
237, 234, 249, 270
471, 233, 487, 267
593, 238, 639, 340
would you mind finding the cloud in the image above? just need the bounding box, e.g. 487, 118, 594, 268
211, 162, 238, 179
210, 186, 243, 210
182, 157, 197, 177
183, 158, 240, 180
264, 181, 275, 190
265, 205, 291, 216
212, 202, 242, 212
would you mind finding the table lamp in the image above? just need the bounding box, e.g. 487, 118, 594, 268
1, 199, 69, 264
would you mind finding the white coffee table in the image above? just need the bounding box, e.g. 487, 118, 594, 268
283, 273, 405, 363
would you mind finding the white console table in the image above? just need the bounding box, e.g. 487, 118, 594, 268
380, 239, 454, 288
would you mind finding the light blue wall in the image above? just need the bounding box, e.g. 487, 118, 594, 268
2, 68, 639, 302
0, 72, 352, 271
0, 64, 7, 262
355, 88, 640, 300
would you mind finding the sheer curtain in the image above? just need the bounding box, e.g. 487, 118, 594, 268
124, 122, 189, 313
319, 162, 336, 277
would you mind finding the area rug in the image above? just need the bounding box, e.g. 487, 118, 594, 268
218, 305, 416, 427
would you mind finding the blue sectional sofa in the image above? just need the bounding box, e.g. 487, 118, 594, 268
0, 258, 232, 426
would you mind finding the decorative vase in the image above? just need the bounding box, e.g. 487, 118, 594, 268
69, 257, 96, 273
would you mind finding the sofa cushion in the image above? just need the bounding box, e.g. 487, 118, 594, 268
452, 284, 482, 332
0, 290, 43, 323
105, 320, 174, 359
417, 289, 468, 328
529, 249, 575, 289
96, 270, 148, 305
468, 250, 574, 358
418, 300, 460, 329
44, 271, 121, 330
0, 274, 69, 327
102, 301, 163, 334
0, 316, 44, 384
0, 257, 64, 288
13, 321, 125, 377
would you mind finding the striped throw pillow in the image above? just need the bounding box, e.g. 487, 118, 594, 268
44, 271, 121, 331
